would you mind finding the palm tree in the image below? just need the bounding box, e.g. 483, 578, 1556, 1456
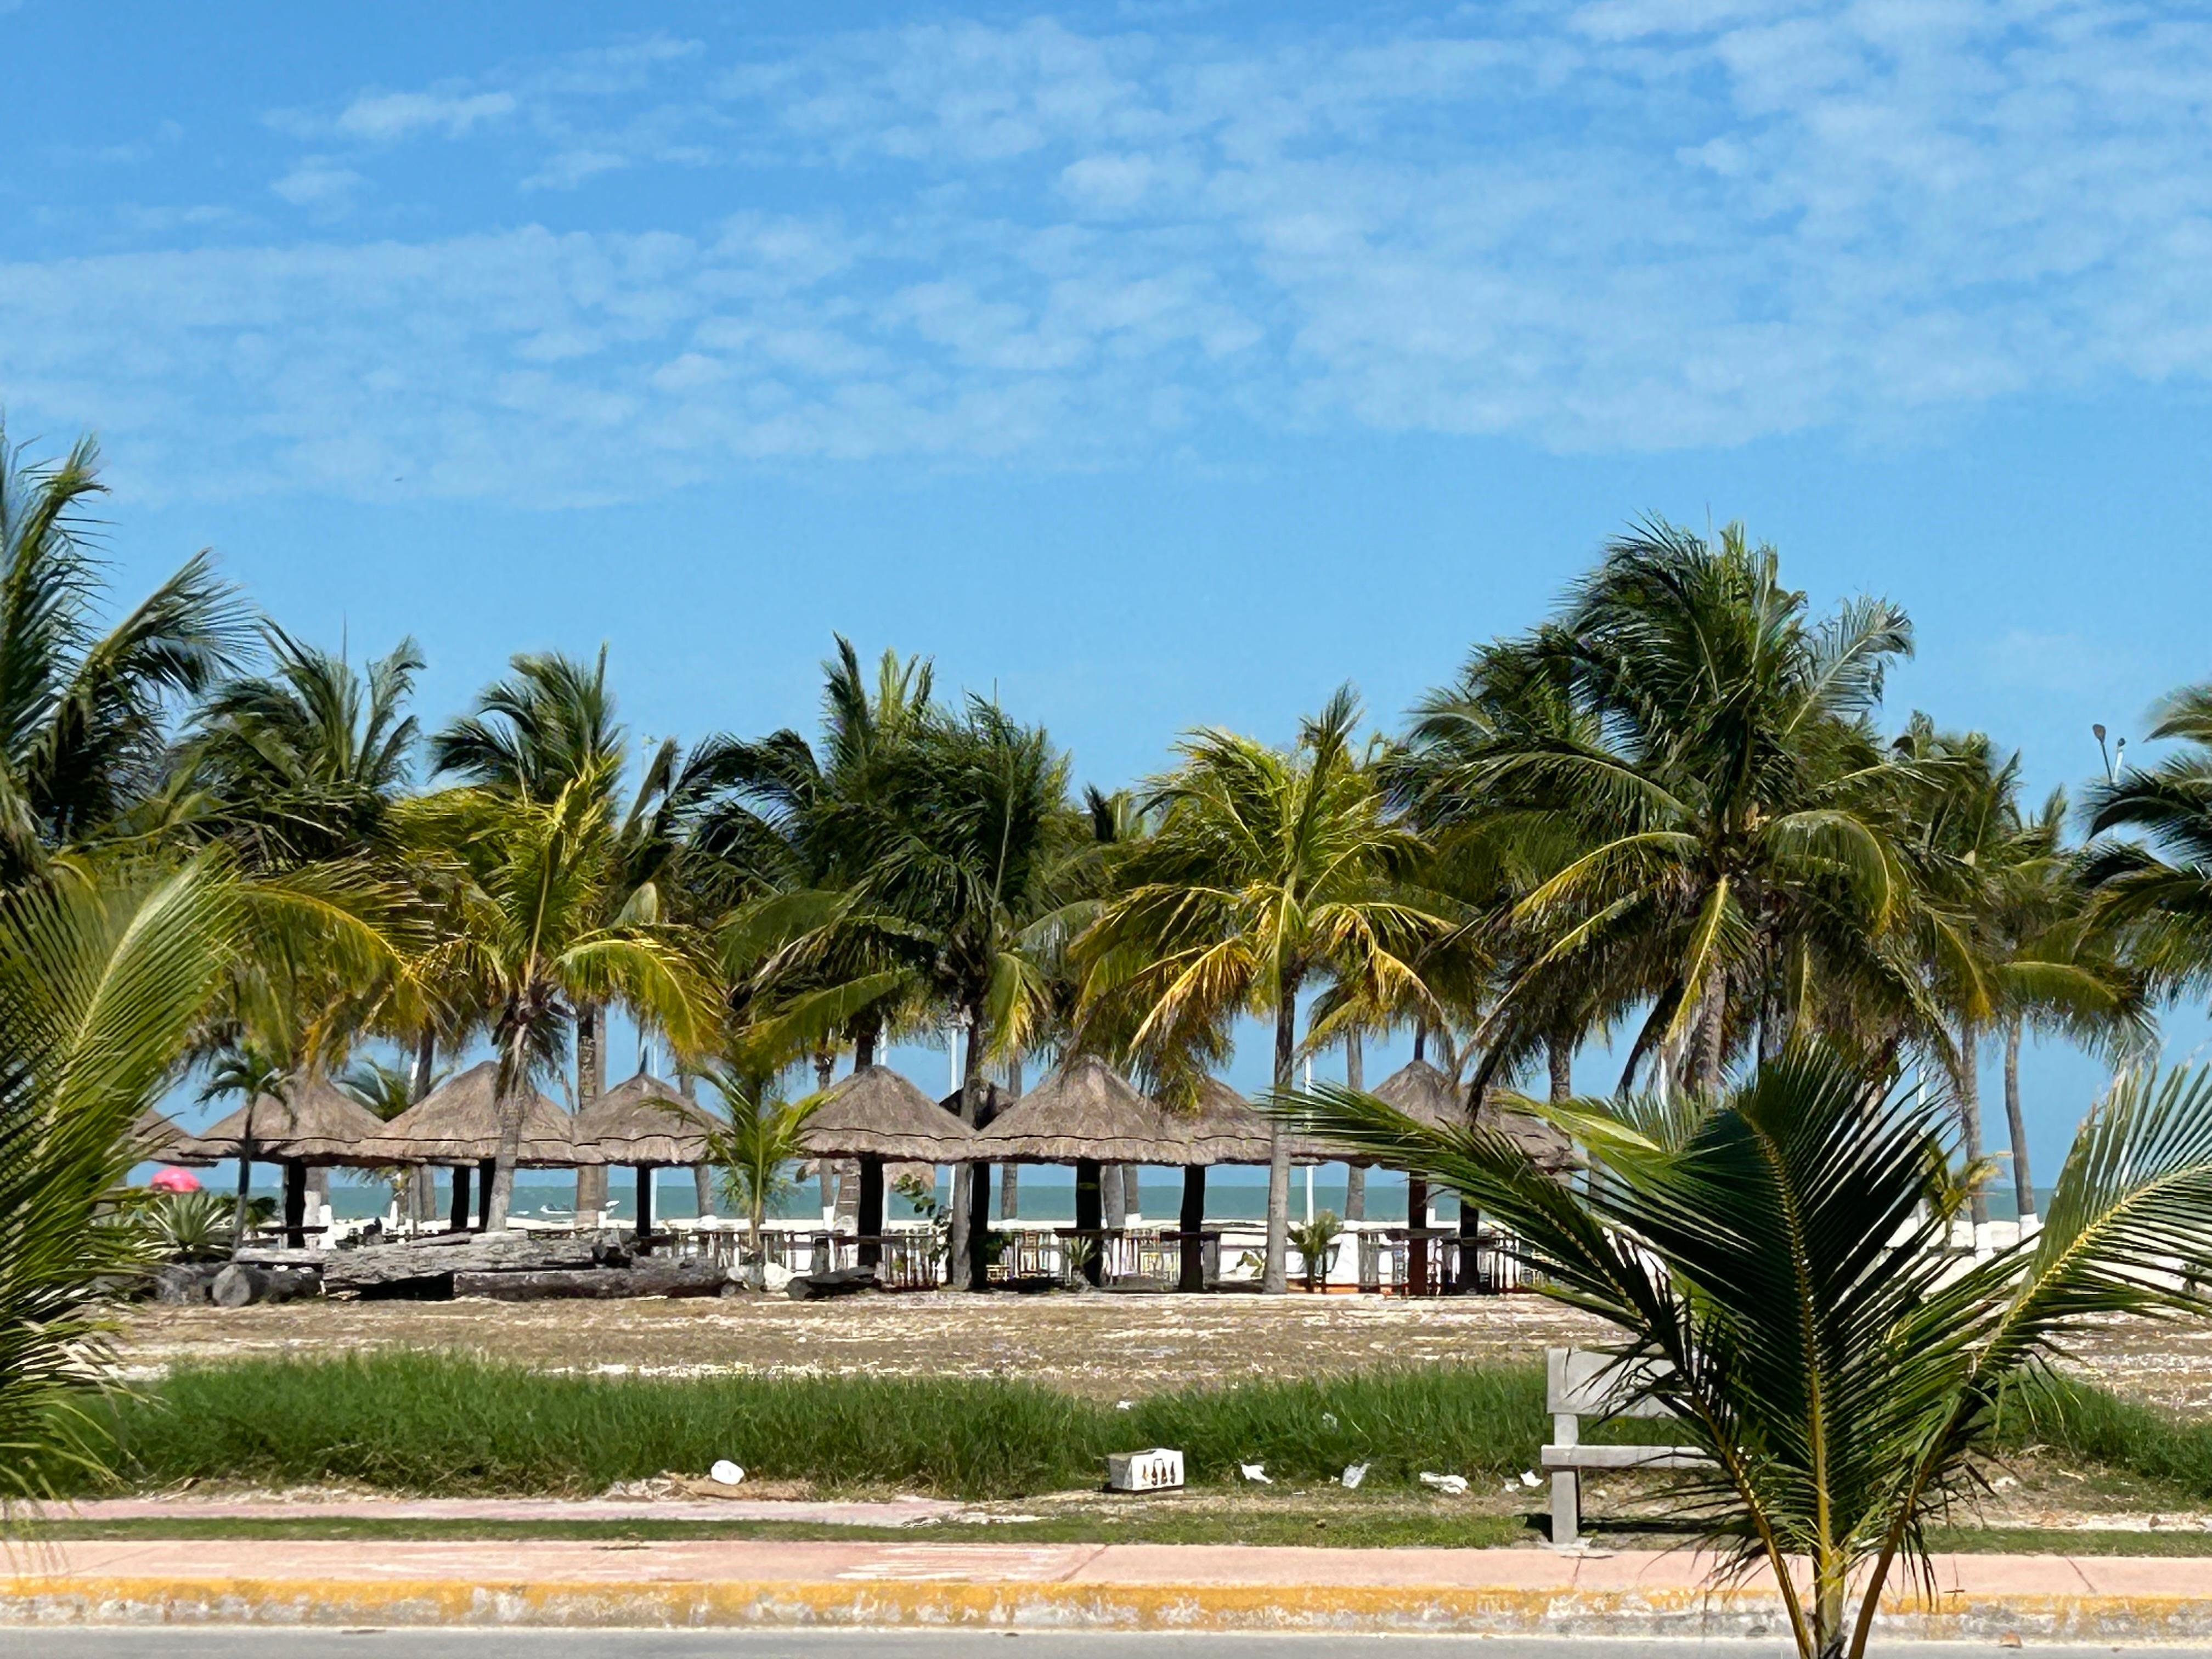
702, 1066, 819, 1289
0, 426, 253, 879
1076, 689, 1445, 1292
196, 1042, 286, 1256
2086, 683, 2212, 998
1403, 522, 1918, 1094
1288, 1046, 2212, 1659
0, 855, 240, 1499
434, 647, 741, 1214
183, 627, 422, 865
398, 768, 715, 1229
854, 698, 1075, 1287
708, 638, 941, 1084
1893, 719, 2146, 1225
345, 1055, 447, 1221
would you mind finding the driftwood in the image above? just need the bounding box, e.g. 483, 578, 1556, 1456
452, 1262, 732, 1301
210, 1263, 322, 1307
315, 1233, 603, 1293
150, 1263, 228, 1304
786, 1265, 877, 1301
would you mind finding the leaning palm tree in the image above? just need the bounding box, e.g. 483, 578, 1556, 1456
398, 767, 715, 1229
0, 426, 253, 879
1285, 1045, 2212, 1659
1076, 688, 1446, 1291
0, 855, 240, 1500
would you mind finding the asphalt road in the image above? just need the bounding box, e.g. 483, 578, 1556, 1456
0, 1636, 2183, 1658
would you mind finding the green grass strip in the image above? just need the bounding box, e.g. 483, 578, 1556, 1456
71, 1352, 1556, 1500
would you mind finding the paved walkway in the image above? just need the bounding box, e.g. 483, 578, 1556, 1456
41, 1496, 955, 1526
9, 1537, 2212, 1639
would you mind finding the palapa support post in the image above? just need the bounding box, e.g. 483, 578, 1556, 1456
449, 1164, 472, 1232
1074, 1159, 1104, 1286
476, 1159, 495, 1231
1457, 1202, 1482, 1293
856, 1156, 885, 1270
1407, 1176, 1430, 1295
1178, 1165, 1206, 1293
281, 1158, 307, 1249
635, 1166, 654, 1240
966, 1159, 993, 1290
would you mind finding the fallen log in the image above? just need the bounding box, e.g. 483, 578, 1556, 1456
150, 1263, 227, 1304
452, 1262, 732, 1301
210, 1263, 322, 1307
317, 1233, 603, 1292
786, 1265, 877, 1301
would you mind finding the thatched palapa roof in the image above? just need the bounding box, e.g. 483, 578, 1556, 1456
354, 1061, 601, 1167
180, 1074, 387, 1165
574, 1071, 716, 1166
131, 1109, 213, 1167
980, 1054, 1269, 1166
1321, 1057, 1573, 1173
799, 1064, 979, 1163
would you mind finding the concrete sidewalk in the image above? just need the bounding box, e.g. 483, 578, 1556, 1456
39, 1496, 955, 1526
8, 1537, 2212, 1640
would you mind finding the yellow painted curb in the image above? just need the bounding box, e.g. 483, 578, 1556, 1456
12, 1575, 2212, 1639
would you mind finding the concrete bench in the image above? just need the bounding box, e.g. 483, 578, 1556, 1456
1540, 1345, 1713, 1546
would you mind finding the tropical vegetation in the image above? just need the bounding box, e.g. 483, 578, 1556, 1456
5, 420, 2212, 1571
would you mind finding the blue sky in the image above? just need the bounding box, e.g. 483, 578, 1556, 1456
7, 1, 2212, 1180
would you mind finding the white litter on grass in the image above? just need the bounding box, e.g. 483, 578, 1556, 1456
1420, 1472, 1469, 1496
1341, 1463, 1369, 1489
1322, 1412, 1339, 1430
1520, 1470, 1542, 1488
1115, 1400, 1135, 1410
710, 1460, 745, 1486
1240, 1463, 1272, 1484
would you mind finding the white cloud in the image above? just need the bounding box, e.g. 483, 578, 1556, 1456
16, 8, 2212, 499
523, 149, 630, 191
334, 89, 516, 143
270, 158, 365, 211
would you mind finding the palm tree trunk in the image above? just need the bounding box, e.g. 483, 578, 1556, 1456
2004, 1017, 2034, 1223
1957, 1014, 1989, 1229
410, 1029, 438, 1224
229, 1096, 258, 1259
1549, 1037, 1572, 1102
1342, 1031, 1365, 1222
485, 1073, 528, 1231
1102, 1163, 1126, 1228
1263, 973, 1296, 1294
574, 1003, 607, 1221
1694, 964, 1727, 1094
1120, 1164, 1140, 1221
950, 1009, 992, 1291
999, 1057, 1023, 1220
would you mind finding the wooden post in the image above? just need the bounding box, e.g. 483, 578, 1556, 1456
635, 1165, 654, 1239
1178, 1164, 1206, 1293
476, 1159, 494, 1231
449, 1164, 471, 1233
1074, 1159, 1103, 1286
281, 1159, 307, 1249
1407, 1176, 1430, 1295
1458, 1201, 1482, 1293
857, 1156, 884, 1270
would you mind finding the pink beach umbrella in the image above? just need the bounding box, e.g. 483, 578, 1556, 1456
148, 1167, 200, 1193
